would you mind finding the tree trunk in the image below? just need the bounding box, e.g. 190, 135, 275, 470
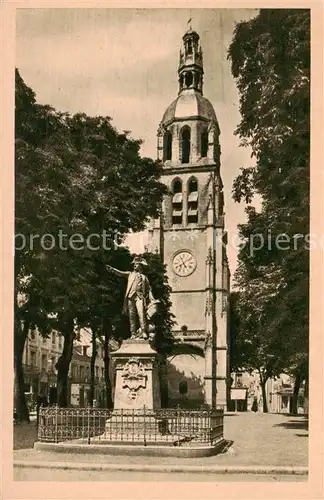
103, 321, 113, 409
291, 371, 302, 415
89, 331, 97, 407
56, 318, 75, 407
259, 376, 269, 413
14, 318, 30, 422
304, 376, 309, 415
157, 354, 168, 408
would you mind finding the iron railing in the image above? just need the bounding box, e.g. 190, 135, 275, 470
38, 405, 224, 447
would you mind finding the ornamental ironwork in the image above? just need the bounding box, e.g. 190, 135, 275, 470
37, 405, 224, 447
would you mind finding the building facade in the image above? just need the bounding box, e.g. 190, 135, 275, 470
22, 328, 107, 408
229, 371, 307, 414
148, 28, 230, 408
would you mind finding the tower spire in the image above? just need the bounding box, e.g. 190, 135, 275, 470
178, 27, 204, 95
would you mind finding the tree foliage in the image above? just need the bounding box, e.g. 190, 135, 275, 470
15, 69, 169, 417
228, 9, 310, 410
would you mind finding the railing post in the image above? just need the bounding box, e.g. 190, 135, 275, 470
87, 405, 91, 445
37, 405, 42, 441
54, 404, 58, 443
143, 405, 146, 446
176, 404, 180, 444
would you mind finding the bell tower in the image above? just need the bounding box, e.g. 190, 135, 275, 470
148, 27, 230, 408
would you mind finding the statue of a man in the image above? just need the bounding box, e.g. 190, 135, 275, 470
106, 256, 155, 340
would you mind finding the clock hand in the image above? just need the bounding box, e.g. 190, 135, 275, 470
179, 256, 188, 270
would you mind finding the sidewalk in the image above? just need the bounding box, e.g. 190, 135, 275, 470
14, 412, 308, 474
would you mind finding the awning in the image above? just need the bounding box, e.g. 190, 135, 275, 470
188, 191, 198, 202
188, 207, 198, 215
231, 388, 247, 400
172, 208, 183, 215
172, 192, 183, 203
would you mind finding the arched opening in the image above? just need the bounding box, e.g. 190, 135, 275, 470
188, 177, 198, 224
187, 41, 193, 55
181, 127, 191, 164
179, 381, 188, 395
201, 129, 209, 157
185, 72, 193, 88
172, 178, 183, 225
179, 74, 184, 91
163, 131, 172, 161
167, 352, 205, 408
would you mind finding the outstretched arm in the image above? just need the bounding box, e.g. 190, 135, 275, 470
106, 264, 130, 278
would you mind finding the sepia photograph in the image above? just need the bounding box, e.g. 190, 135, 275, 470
2, 3, 320, 494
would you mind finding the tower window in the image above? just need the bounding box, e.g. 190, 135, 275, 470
181, 127, 190, 164
187, 41, 193, 55
163, 131, 172, 161
201, 129, 209, 157
185, 72, 193, 88
172, 178, 183, 225
179, 74, 184, 90
188, 178, 198, 224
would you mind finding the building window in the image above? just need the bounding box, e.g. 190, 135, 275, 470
171, 178, 183, 225
181, 127, 190, 164
163, 131, 172, 161
79, 365, 84, 381
30, 329, 36, 341
52, 332, 56, 345
41, 354, 47, 371
58, 336, 62, 349
179, 74, 184, 91
82, 346, 88, 357
185, 72, 193, 88
179, 381, 188, 395
187, 41, 193, 55
236, 374, 243, 388
30, 351, 36, 367
187, 178, 198, 224
101, 367, 104, 379
95, 366, 99, 378
51, 356, 56, 371
201, 129, 209, 157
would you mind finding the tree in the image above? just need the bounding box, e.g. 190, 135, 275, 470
228, 10, 310, 411
15, 72, 168, 414
15, 69, 83, 419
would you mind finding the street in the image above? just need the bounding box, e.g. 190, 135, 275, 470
14, 468, 306, 482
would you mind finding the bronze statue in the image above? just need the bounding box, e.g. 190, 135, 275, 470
106, 256, 156, 340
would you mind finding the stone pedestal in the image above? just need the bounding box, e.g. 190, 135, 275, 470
111, 339, 161, 410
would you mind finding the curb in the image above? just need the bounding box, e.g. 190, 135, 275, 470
13, 461, 309, 475
34, 440, 226, 458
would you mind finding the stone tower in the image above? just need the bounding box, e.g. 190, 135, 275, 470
148, 27, 230, 408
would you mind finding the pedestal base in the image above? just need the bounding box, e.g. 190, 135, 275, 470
112, 339, 161, 410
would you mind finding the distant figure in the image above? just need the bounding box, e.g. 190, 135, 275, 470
106, 256, 155, 340
251, 397, 258, 413
36, 391, 48, 428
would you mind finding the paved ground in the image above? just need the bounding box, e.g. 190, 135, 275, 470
14, 468, 307, 482
14, 412, 308, 468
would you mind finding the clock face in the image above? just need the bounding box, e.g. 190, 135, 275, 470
172, 251, 196, 277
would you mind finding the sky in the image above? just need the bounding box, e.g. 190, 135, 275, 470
16, 8, 259, 274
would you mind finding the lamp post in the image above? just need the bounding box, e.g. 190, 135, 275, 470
211, 169, 217, 409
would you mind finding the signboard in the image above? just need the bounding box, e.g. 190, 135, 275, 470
70, 383, 80, 406
231, 388, 247, 400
